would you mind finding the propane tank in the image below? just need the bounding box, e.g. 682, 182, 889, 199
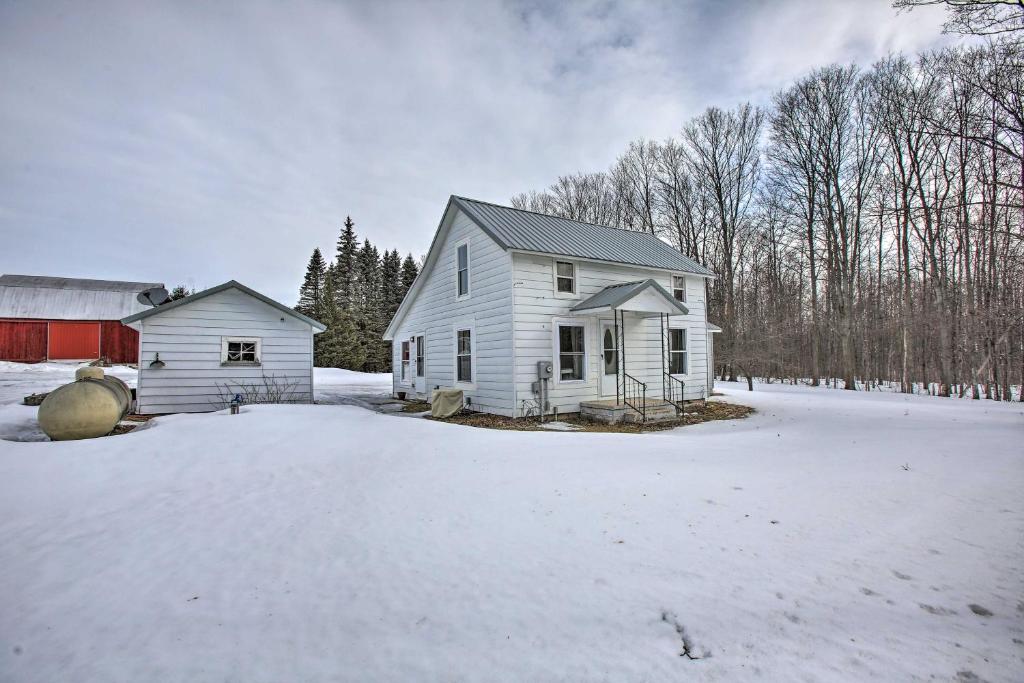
37, 368, 131, 441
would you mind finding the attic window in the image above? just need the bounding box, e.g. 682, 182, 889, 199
672, 275, 687, 302
222, 337, 261, 365
555, 261, 576, 294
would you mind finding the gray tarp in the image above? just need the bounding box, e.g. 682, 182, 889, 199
431, 389, 464, 418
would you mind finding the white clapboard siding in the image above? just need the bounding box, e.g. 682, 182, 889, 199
136, 287, 316, 414
511, 253, 711, 416
390, 207, 515, 416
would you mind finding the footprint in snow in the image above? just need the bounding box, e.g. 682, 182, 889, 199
968, 604, 993, 617
919, 604, 957, 616
892, 570, 913, 580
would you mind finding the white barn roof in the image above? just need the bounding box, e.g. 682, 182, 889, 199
0, 274, 164, 321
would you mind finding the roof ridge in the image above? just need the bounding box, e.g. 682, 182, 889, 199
453, 195, 661, 237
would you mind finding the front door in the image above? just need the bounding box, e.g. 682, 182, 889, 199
600, 321, 618, 397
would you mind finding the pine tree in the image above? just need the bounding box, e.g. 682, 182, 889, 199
380, 249, 402, 320
354, 239, 384, 371
334, 216, 358, 311
314, 265, 364, 368
296, 248, 326, 319
400, 253, 419, 295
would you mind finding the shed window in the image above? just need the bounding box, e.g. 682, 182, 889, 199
555, 261, 576, 293
401, 340, 411, 381
456, 243, 469, 297
558, 324, 586, 381
222, 337, 261, 365
669, 328, 688, 375
672, 275, 687, 302
456, 329, 472, 382
416, 335, 424, 377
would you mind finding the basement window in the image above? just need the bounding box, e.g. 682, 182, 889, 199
222, 337, 261, 365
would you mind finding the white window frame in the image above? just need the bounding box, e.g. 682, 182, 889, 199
453, 324, 475, 387
552, 258, 578, 298
668, 327, 688, 376
552, 318, 588, 385
400, 339, 411, 384
672, 275, 687, 302
221, 336, 262, 366
455, 238, 471, 300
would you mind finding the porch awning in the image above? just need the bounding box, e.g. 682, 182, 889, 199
570, 279, 689, 317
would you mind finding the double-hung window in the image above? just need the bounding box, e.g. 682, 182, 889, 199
456, 328, 472, 383
558, 324, 586, 381
555, 261, 576, 294
416, 335, 424, 377
401, 340, 411, 381
672, 275, 687, 302
222, 337, 261, 365
669, 328, 688, 375
456, 242, 470, 297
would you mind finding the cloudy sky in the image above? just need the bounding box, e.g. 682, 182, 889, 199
0, 0, 956, 303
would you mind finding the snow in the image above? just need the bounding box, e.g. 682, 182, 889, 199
0, 365, 1022, 682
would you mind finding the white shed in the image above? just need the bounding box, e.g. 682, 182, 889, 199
121, 281, 325, 414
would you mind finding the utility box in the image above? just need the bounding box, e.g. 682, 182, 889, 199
537, 361, 553, 379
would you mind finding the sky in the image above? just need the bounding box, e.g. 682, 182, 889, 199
0, 0, 957, 304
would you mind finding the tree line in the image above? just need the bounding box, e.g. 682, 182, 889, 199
296, 216, 419, 371
513, 36, 1023, 399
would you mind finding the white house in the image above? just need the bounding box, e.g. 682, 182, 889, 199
384, 196, 721, 422
121, 281, 325, 414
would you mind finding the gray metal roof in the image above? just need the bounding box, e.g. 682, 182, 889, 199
571, 279, 689, 315
0, 274, 164, 320
452, 196, 714, 276
121, 280, 326, 332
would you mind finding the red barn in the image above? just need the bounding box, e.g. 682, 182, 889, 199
0, 275, 164, 364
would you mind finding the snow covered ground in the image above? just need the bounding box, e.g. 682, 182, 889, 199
0, 366, 1022, 682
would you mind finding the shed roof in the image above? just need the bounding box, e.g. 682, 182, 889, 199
452, 196, 714, 276
0, 274, 164, 320
570, 279, 689, 316
121, 280, 326, 332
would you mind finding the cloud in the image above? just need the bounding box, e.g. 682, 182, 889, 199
0, 0, 953, 302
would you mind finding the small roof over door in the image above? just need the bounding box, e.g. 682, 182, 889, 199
570, 279, 689, 317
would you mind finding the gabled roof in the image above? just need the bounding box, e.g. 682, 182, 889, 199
0, 274, 164, 320
452, 196, 714, 276
121, 280, 326, 332
571, 279, 689, 316
384, 195, 714, 339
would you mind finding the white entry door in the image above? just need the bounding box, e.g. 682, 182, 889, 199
413, 334, 426, 396
600, 321, 618, 397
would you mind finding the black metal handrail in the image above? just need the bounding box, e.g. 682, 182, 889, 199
623, 372, 647, 422
664, 373, 685, 413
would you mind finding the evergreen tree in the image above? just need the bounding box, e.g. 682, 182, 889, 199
168, 284, 194, 301
380, 249, 402, 320
354, 239, 385, 370
400, 253, 419, 295
334, 216, 358, 311
314, 265, 364, 368
296, 248, 327, 319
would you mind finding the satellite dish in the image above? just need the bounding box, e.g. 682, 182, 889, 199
137, 287, 170, 307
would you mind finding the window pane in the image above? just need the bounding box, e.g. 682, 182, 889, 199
401, 341, 410, 360
458, 269, 468, 296
457, 330, 471, 354
556, 276, 574, 293
457, 355, 472, 382
669, 329, 685, 352
604, 350, 617, 374
669, 352, 686, 375
559, 325, 584, 353
457, 245, 467, 269
560, 353, 584, 380
556, 262, 574, 277
416, 336, 424, 376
